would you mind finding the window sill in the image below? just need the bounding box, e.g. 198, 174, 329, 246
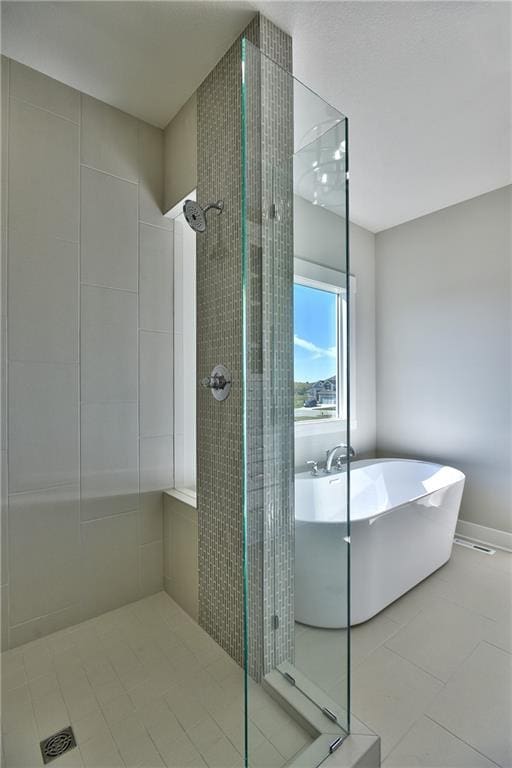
295, 418, 357, 437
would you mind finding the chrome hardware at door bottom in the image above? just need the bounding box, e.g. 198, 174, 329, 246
201, 364, 231, 401
322, 707, 338, 723
329, 736, 345, 754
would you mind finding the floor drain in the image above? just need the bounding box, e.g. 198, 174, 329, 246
40, 726, 77, 764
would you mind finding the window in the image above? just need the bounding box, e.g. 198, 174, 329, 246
294, 259, 351, 425
168, 193, 197, 496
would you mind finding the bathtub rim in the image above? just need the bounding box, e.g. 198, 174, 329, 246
295, 457, 466, 525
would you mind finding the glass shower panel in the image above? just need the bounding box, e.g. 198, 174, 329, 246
241, 38, 351, 765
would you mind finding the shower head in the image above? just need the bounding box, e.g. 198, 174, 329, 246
183, 199, 224, 233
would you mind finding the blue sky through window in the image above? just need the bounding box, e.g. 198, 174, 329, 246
294, 283, 337, 382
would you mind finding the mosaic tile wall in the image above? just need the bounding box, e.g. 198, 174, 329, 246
197, 14, 294, 679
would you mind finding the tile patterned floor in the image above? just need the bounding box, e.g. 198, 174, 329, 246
296, 543, 512, 767
1, 593, 311, 768
2, 544, 511, 768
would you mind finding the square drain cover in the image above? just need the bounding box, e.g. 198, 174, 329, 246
40, 726, 77, 764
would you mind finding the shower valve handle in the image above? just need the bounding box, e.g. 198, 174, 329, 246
201, 365, 232, 402
201, 374, 229, 390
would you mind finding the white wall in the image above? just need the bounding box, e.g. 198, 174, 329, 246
163, 93, 197, 214
293, 196, 376, 469
1, 58, 174, 648
376, 186, 512, 536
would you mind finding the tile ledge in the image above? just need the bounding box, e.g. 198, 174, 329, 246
163, 487, 197, 508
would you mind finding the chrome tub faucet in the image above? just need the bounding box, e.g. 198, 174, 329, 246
324, 444, 355, 473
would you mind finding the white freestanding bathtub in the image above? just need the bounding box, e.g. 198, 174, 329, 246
295, 458, 465, 628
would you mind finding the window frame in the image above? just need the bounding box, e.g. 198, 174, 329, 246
293, 257, 356, 436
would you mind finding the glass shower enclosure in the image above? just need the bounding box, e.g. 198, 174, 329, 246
241, 38, 351, 766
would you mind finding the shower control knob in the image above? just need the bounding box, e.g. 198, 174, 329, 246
201, 375, 227, 389
201, 365, 232, 401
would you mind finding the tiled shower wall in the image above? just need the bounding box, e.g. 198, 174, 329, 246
0, 57, 173, 649
197, 15, 294, 679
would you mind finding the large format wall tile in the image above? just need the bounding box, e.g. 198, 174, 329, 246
8, 484, 80, 625
1, 450, 7, 585
81, 95, 138, 181
8, 229, 78, 363
80, 402, 139, 521
139, 223, 173, 333
9, 362, 79, 492
139, 331, 172, 437
80, 511, 139, 619
81, 285, 138, 404
140, 436, 172, 493
9, 99, 79, 242
3, 57, 171, 647
140, 540, 164, 597
2, 59, 9, 487
8, 604, 82, 648
81, 167, 138, 291
164, 495, 198, 621
1, 57, 9, 263
139, 492, 163, 545
138, 122, 171, 228
0, 584, 7, 650
1, 319, 6, 452
10, 60, 79, 123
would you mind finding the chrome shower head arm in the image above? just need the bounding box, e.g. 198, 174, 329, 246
203, 200, 224, 215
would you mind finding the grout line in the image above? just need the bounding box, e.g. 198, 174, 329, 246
8, 357, 79, 365
348, 711, 376, 739
8, 483, 78, 499
138, 219, 172, 232
138, 431, 173, 440
6, 228, 79, 246
80, 162, 138, 186
80, 281, 138, 295
483, 638, 512, 656
378, 715, 421, 763
9, 93, 80, 126
479, 638, 512, 656
9, 603, 82, 632
80, 399, 138, 409
382, 644, 446, 684
80, 509, 140, 527
429, 592, 500, 625
423, 714, 503, 768
139, 328, 172, 336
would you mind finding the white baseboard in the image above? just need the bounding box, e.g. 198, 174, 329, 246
456, 520, 512, 553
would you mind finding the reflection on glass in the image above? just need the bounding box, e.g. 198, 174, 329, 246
242, 36, 351, 767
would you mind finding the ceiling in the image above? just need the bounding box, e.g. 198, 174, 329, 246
2, 1, 510, 232
1, 2, 255, 126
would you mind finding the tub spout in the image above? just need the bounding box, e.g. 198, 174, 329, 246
324, 444, 355, 473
